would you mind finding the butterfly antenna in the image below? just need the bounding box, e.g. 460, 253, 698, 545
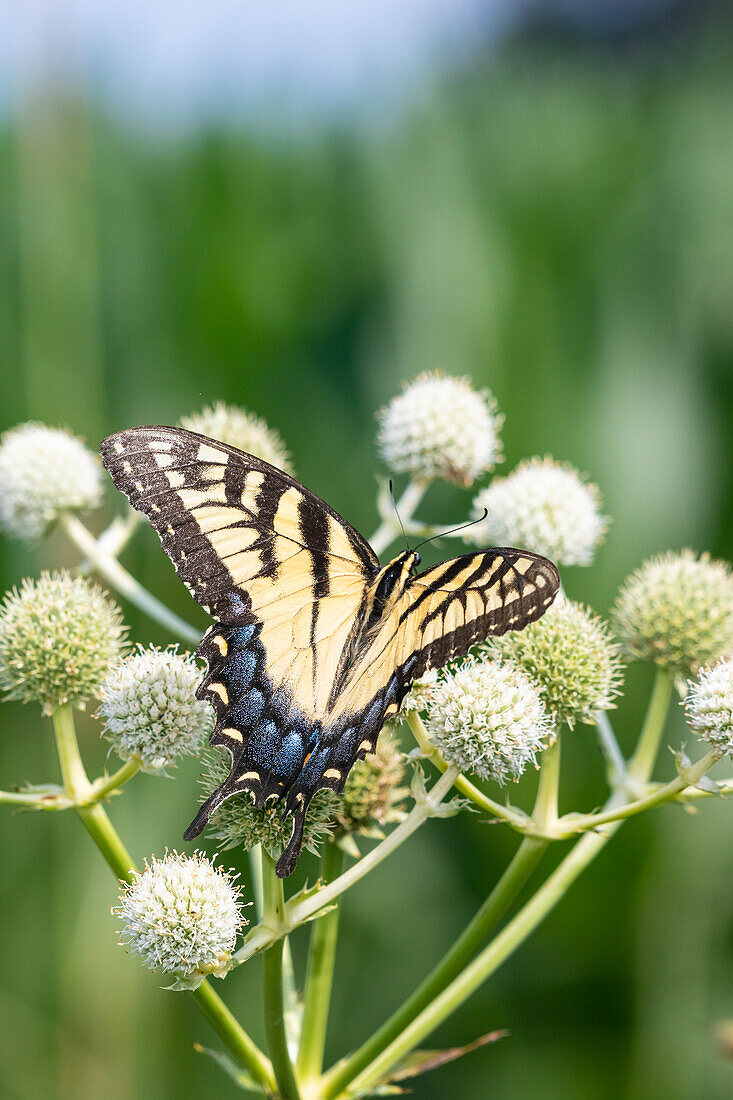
412, 508, 489, 555
389, 479, 410, 554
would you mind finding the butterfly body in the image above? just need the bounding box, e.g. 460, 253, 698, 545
100, 426, 559, 876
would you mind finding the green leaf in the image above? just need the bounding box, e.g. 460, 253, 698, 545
381, 1029, 508, 1086
193, 1044, 266, 1095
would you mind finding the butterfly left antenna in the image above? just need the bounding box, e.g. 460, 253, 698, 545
389, 480, 411, 554
412, 508, 489, 555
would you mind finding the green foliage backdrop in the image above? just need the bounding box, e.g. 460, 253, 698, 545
1, 27, 732, 1100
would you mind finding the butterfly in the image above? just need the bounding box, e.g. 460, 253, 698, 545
100, 426, 560, 876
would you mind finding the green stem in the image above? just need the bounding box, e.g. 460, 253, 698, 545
556, 749, 720, 833
191, 981, 277, 1094
76, 801, 137, 881
262, 852, 302, 1100
297, 844, 345, 1083
52, 703, 90, 798
50, 706, 275, 1093
321, 835, 545, 1100
60, 513, 201, 645
532, 734, 561, 832
347, 826, 616, 1096
344, 667, 679, 1094
369, 480, 429, 558
595, 711, 627, 786
627, 668, 674, 785
0, 785, 72, 810
88, 755, 142, 801
234, 767, 460, 967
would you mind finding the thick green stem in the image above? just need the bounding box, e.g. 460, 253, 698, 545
52, 704, 90, 798
347, 826, 615, 1096
262, 852, 302, 1100
297, 844, 345, 1083
49, 706, 275, 1093
343, 668, 678, 1094
627, 668, 674, 785
191, 981, 277, 1094
61, 512, 201, 645
321, 835, 545, 1099
532, 734, 561, 832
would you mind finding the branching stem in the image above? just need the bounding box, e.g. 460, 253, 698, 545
60, 512, 201, 645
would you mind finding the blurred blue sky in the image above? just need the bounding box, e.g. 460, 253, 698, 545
2, 0, 679, 129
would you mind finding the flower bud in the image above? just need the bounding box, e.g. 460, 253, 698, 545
612, 551, 733, 674
685, 656, 733, 758
200, 749, 337, 858
0, 572, 126, 714
469, 457, 608, 566
377, 372, 503, 487
425, 657, 551, 783
336, 731, 407, 834
0, 422, 102, 540
98, 646, 212, 770
180, 402, 293, 473
115, 851, 244, 985
483, 599, 623, 730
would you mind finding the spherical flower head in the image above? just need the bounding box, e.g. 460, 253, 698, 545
401, 669, 440, 714
180, 402, 293, 473
200, 749, 337, 859
424, 657, 551, 783
377, 372, 503, 487
98, 646, 213, 770
0, 422, 103, 540
469, 456, 608, 567
0, 572, 126, 714
115, 851, 244, 986
685, 656, 733, 758
336, 731, 407, 834
483, 599, 623, 730
612, 551, 733, 675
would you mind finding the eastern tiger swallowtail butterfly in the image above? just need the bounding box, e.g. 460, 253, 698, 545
100, 426, 560, 876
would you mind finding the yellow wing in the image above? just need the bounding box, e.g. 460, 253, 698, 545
330, 548, 560, 726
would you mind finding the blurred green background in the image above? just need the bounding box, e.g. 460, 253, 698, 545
1, 3, 732, 1098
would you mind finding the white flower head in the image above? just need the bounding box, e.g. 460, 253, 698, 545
425, 658, 552, 783
180, 402, 293, 473
401, 668, 440, 714
0, 572, 126, 714
115, 851, 245, 986
377, 372, 503, 487
484, 598, 623, 730
612, 551, 733, 674
685, 656, 733, 758
469, 457, 608, 567
0, 422, 103, 540
99, 646, 212, 770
